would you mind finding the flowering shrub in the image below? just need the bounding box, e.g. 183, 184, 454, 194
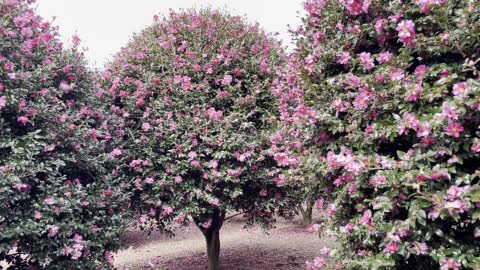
0, 0, 126, 268
99, 9, 296, 270
276, 0, 480, 269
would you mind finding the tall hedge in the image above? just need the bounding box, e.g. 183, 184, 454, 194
276, 0, 480, 269
99, 9, 297, 270
0, 0, 126, 268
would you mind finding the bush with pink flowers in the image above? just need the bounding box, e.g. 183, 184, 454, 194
275, 0, 480, 269
0, 1, 127, 268
99, 9, 297, 270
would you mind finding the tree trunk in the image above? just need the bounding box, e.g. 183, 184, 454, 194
204, 228, 221, 270
303, 203, 313, 225
298, 200, 314, 225
193, 209, 225, 270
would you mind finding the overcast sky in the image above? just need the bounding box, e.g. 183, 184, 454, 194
35, 1, 304, 68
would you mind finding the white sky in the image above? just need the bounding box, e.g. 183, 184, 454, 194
35, 1, 305, 68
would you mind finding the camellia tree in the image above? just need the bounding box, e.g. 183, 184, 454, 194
99, 9, 297, 270
0, 0, 127, 269
276, 0, 480, 269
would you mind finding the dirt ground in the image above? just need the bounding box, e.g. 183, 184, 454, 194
114, 216, 333, 270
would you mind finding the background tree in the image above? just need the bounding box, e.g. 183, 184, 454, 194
0, 0, 127, 268
277, 0, 480, 269
100, 9, 297, 270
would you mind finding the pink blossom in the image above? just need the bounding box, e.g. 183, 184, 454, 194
377, 52, 393, 64
44, 197, 55, 205
221, 74, 233, 85
191, 160, 200, 167
275, 174, 287, 187
396, 20, 416, 47
60, 81, 73, 93
389, 68, 405, 81
471, 140, 480, 153
48, 226, 59, 238
441, 102, 459, 122
353, 92, 370, 111
109, 148, 122, 158
145, 177, 154, 184
414, 242, 428, 255
259, 190, 267, 196
359, 209, 372, 226
72, 34, 81, 46
358, 52, 374, 71
445, 122, 464, 138
344, 0, 370, 15
0, 96, 6, 110
440, 258, 461, 270
369, 175, 386, 188
202, 219, 212, 229
337, 51, 351, 65
17, 116, 29, 125
142, 122, 151, 131
20, 27, 33, 37
206, 107, 223, 121
452, 82, 468, 98
384, 242, 399, 254
274, 153, 290, 167
162, 205, 173, 216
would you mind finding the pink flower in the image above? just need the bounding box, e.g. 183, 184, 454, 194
142, 122, 151, 131
145, 177, 154, 184
21, 27, 33, 37
275, 174, 287, 187
109, 148, 122, 158
17, 116, 29, 125
162, 205, 173, 216
191, 160, 200, 167
202, 219, 212, 229
60, 81, 73, 93
48, 226, 59, 238
353, 92, 370, 111
389, 68, 405, 81
414, 242, 428, 255
206, 107, 223, 121
259, 190, 267, 196
72, 34, 81, 46
274, 153, 290, 167
396, 20, 416, 47
384, 242, 399, 254
358, 52, 375, 71
445, 122, 464, 138
377, 52, 393, 64
0, 96, 6, 110
359, 209, 372, 226
471, 140, 480, 153
4, 62, 14, 72
222, 74, 233, 85
175, 176, 183, 183
44, 197, 55, 205
440, 258, 461, 270
344, 0, 370, 15
441, 102, 459, 122
337, 51, 351, 65
369, 175, 386, 188
210, 160, 218, 169
452, 82, 468, 98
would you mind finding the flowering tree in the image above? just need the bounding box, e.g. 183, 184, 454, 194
277, 0, 480, 269
0, 0, 126, 268
99, 9, 296, 270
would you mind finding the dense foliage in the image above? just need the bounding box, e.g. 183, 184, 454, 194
274, 0, 480, 269
99, 9, 296, 270
0, 0, 126, 268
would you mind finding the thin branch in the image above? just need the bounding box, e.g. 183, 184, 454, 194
224, 212, 244, 221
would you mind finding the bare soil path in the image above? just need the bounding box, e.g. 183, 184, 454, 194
114, 216, 333, 270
